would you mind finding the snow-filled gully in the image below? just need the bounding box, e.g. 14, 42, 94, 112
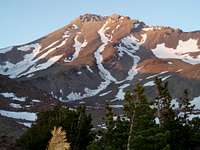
87, 23, 147, 101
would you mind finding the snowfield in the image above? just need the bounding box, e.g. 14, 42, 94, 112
0, 110, 37, 121
0, 42, 65, 78
0, 29, 71, 78
152, 39, 200, 65
0, 92, 26, 102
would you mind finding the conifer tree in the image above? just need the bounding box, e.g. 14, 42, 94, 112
124, 83, 163, 150
154, 77, 176, 129
179, 89, 194, 124
104, 103, 115, 150
72, 105, 93, 150
18, 106, 93, 150
123, 90, 135, 150
154, 78, 193, 150
47, 127, 70, 150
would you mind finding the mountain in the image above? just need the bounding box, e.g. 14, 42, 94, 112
0, 13, 200, 123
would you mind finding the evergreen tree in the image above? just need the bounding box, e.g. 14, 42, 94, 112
154, 78, 195, 150
17, 106, 93, 150
124, 83, 169, 150
87, 105, 129, 150
179, 89, 194, 124
123, 90, 136, 150
72, 105, 94, 150
104, 103, 115, 150
190, 117, 200, 149
154, 77, 176, 129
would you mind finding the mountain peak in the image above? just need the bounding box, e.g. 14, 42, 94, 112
79, 13, 106, 22
0, 14, 200, 127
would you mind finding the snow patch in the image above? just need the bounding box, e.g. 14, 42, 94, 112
162, 75, 171, 81
77, 71, 82, 75
86, 65, 93, 73
176, 69, 183, 72
155, 117, 160, 124
0, 92, 26, 102
142, 26, 162, 31
32, 99, 40, 103
109, 105, 123, 108
0, 110, 37, 121
190, 96, 200, 110
134, 23, 140, 29
143, 81, 155, 87
64, 35, 87, 62
171, 99, 179, 109
72, 24, 79, 29
18, 122, 32, 128
188, 114, 200, 120
146, 71, 169, 80
63, 30, 70, 38
152, 39, 200, 65
9, 103, 22, 109
67, 92, 83, 101
99, 90, 112, 97
168, 62, 173, 65
66, 81, 111, 101
142, 27, 154, 31
114, 84, 130, 101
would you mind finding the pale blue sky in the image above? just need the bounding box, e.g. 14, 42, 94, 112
0, 0, 199, 48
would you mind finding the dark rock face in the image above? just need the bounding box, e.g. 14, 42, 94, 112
79, 13, 107, 22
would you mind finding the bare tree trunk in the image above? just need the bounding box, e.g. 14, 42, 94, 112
127, 113, 134, 150
73, 113, 82, 150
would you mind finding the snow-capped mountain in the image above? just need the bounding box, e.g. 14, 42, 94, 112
1, 13, 200, 113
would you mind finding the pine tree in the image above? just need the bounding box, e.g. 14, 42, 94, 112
179, 90, 200, 149
123, 90, 135, 150
154, 77, 194, 150
179, 89, 194, 124
154, 77, 176, 129
87, 105, 129, 150
72, 105, 93, 150
104, 103, 115, 150
123, 83, 166, 150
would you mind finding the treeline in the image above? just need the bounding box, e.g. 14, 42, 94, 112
17, 78, 200, 150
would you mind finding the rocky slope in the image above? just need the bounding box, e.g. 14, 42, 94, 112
0, 13, 200, 122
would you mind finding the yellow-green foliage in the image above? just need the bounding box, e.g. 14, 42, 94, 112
47, 127, 70, 150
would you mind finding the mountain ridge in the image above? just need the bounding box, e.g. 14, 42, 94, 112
0, 13, 200, 116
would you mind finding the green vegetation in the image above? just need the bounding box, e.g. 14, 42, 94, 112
17, 78, 200, 150
17, 106, 93, 150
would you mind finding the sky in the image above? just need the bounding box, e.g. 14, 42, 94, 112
0, 0, 200, 48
